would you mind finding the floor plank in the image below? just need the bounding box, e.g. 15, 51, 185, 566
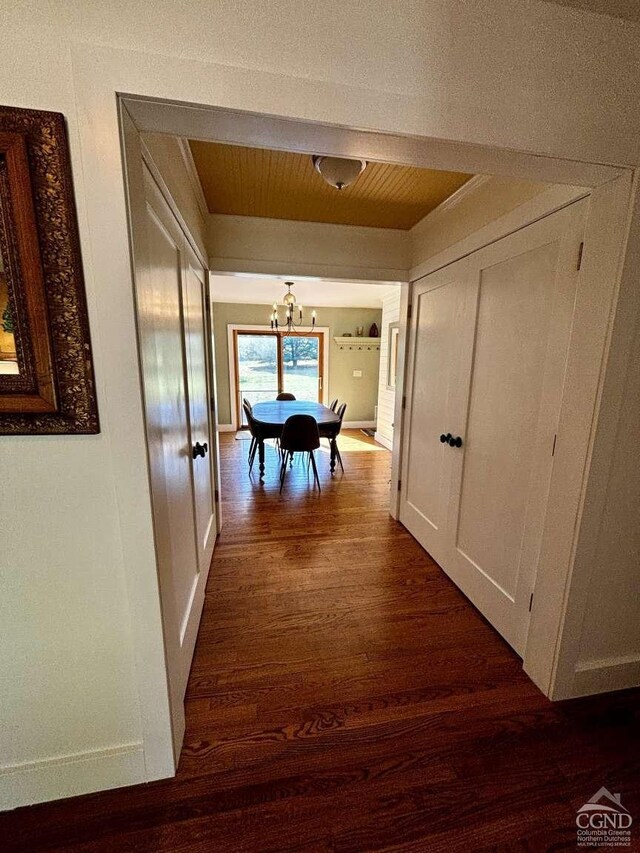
2, 431, 639, 852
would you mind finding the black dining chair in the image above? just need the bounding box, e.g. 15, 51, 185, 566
279, 414, 321, 493
276, 392, 296, 401
332, 402, 347, 472
243, 401, 258, 471
329, 398, 338, 411
243, 401, 272, 475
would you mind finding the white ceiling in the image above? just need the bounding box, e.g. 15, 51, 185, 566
210, 275, 400, 308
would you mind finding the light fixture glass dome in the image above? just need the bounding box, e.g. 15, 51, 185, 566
283, 282, 296, 306
312, 155, 367, 190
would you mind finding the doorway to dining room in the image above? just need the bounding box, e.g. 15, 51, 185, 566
211, 277, 395, 438
112, 93, 640, 831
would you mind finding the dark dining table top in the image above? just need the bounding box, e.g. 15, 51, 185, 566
252, 400, 340, 429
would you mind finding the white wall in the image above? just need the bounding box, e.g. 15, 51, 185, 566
0, 28, 148, 812
577, 322, 640, 665
375, 288, 402, 450
208, 214, 409, 281
1, 0, 640, 810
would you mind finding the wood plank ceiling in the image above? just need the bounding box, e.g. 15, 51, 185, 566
188, 140, 472, 230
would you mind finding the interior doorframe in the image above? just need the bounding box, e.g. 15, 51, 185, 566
227, 324, 330, 430
97, 72, 638, 781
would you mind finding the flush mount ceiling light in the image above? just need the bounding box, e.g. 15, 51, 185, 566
312, 155, 367, 190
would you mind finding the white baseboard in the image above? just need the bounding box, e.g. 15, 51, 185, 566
567, 654, 640, 699
0, 742, 146, 811
343, 420, 376, 429
374, 431, 393, 450
217, 423, 235, 433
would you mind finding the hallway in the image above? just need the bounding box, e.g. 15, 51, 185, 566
4, 432, 640, 851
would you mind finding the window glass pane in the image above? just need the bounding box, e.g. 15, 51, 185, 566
282, 336, 319, 401
236, 334, 278, 424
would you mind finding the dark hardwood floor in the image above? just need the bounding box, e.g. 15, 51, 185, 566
3, 431, 640, 852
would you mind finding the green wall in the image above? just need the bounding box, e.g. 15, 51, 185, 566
212, 302, 382, 424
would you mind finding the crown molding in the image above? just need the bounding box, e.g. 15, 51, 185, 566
176, 137, 210, 221
423, 174, 491, 219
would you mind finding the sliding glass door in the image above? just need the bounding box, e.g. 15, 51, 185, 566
235, 333, 279, 425
234, 331, 324, 426
282, 335, 321, 402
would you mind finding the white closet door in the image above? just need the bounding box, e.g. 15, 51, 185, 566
183, 246, 216, 575
138, 165, 214, 758
401, 200, 586, 656
399, 257, 475, 567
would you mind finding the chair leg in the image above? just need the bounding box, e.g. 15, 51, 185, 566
309, 450, 321, 492
248, 436, 256, 459
336, 443, 344, 472
279, 452, 290, 493
248, 438, 257, 472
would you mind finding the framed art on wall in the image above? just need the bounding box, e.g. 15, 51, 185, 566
0, 104, 99, 434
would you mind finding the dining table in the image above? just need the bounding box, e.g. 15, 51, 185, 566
251, 400, 342, 480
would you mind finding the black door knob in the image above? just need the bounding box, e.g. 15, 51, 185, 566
448, 435, 463, 448
192, 441, 207, 459
440, 433, 452, 443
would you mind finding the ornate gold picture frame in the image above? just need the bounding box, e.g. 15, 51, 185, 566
0, 105, 99, 434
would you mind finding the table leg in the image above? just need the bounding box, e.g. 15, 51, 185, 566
259, 439, 265, 480
329, 437, 337, 474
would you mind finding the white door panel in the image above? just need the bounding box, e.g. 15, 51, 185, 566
183, 252, 216, 574
454, 242, 559, 596
144, 200, 199, 652
399, 259, 473, 565
401, 200, 587, 656
137, 166, 216, 759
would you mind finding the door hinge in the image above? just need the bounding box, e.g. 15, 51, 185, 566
577, 241, 584, 271
215, 488, 220, 502
397, 478, 402, 491
210, 395, 216, 412
529, 593, 534, 612
552, 434, 557, 456
407, 303, 412, 320
402, 395, 407, 410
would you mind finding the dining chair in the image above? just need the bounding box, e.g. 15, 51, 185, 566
279, 414, 321, 493
329, 398, 338, 411
276, 392, 296, 401
333, 402, 347, 472
243, 401, 259, 473
242, 398, 254, 441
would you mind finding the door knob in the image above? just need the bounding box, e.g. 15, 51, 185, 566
440, 433, 452, 443
448, 435, 463, 448
192, 441, 207, 459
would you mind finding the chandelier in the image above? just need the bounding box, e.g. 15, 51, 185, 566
270, 282, 316, 336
